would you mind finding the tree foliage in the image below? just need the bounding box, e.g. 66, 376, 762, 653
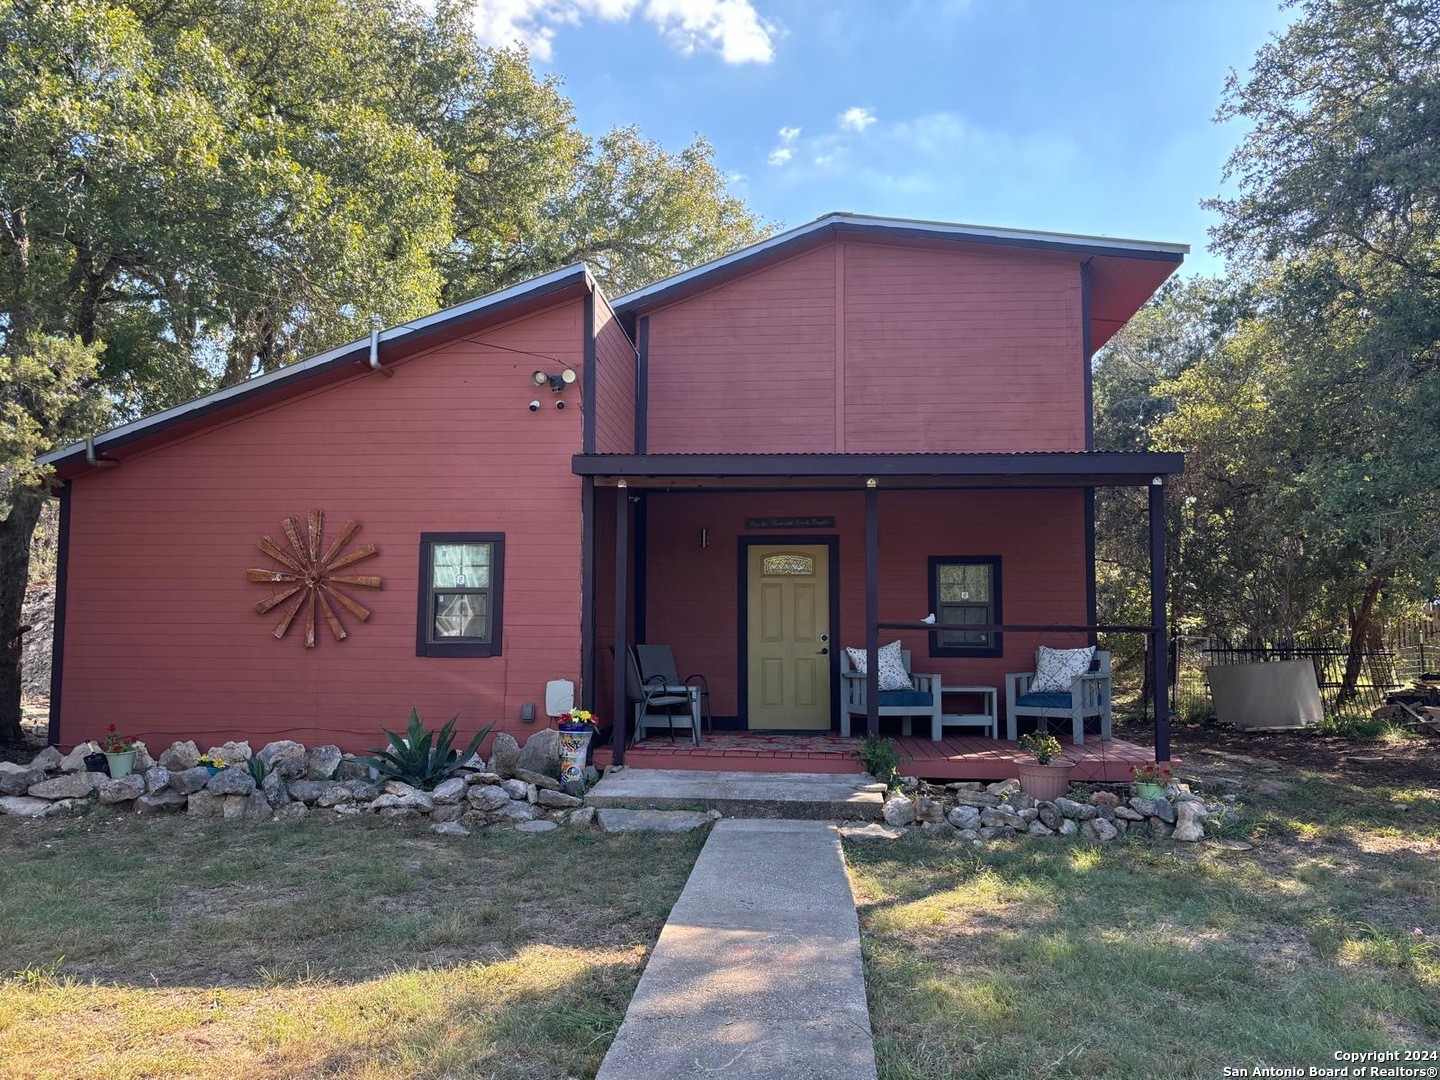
0, 0, 768, 739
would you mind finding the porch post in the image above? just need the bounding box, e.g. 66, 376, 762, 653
1149, 477, 1170, 763
865, 480, 879, 738
611, 482, 630, 764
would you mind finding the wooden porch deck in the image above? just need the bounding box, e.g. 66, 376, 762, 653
592, 731, 1156, 783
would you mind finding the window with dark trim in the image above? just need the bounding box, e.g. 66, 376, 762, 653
928, 556, 1002, 658
417, 533, 504, 657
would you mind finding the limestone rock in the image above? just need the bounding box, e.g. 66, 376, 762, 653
1090, 790, 1120, 807
525, 782, 538, 804
568, 806, 596, 826
187, 791, 223, 817
1114, 806, 1144, 822
432, 821, 470, 836
1058, 818, 1078, 837
1130, 796, 1176, 824
951, 788, 998, 806
431, 778, 468, 805
978, 825, 1015, 841
28, 746, 63, 771
839, 822, 906, 841
955, 829, 981, 842
379, 807, 422, 823
97, 774, 146, 804
234, 790, 271, 821
59, 742, 100, 772
596, 807, 710, 833
382, 780, 420, 797
0, 768, 46, 797
28, 771, 102, 799
159, 741, 200, 771
515, 819, 558, 833
1037, 803, 1063, 831
1017, 807, 1039, 823
986, 779, 1020, 797
206, 768, 256, 796
0, 795, 65, 817
1149, 818, 1175, 840
273, 801, 308, 823
131, 741, 155, 772
947, 806, 982, 831
882, 794, 915, 826
257, 741, 307, 779
206, 741, 252, 766
500, 779, 529, 801
914, 798, 946, 824
165, 767, 208, 795
979, 806, 1021, 828
488, 733, 521, 778
1027, 821, 1054, 837
143, 766, 171, 794
0, 761, 24, 773
467, 784, 510, 811
1083, 818, 1118, 842
1173, 801, 1206, 842
469, 772, 503, 786
316, 786, 354, 808
261, 771, 289, 808
306, 744, 344, 781
514, 768, 561, 791
515, 729, 561, 778
136, 790, 187, 813
430, 804, 466, 823
335, 757, 371, 781
495, 800, 541, 822
536, 789, 583, 809
919, 821, 954, 835
286, 780, 329, 804
370, 790, 434, 812
1053, 797, 1097, 821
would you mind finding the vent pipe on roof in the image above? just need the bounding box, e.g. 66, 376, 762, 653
367, 314, 394, 378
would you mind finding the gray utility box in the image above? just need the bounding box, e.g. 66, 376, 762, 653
1206, 659, 1324, 730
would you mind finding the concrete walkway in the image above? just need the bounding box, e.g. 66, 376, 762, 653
596, 819, 878, 1080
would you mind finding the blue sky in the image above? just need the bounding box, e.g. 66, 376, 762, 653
471, 1, 1296, 277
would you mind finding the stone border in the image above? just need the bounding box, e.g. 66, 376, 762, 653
843, 778, 1230, 843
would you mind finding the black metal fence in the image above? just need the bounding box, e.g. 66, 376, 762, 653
1173, 618, 1436, 721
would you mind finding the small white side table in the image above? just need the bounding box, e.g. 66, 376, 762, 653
936, 685, 998, 741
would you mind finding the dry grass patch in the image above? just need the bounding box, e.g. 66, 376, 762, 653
848, 757, 1439, 1080
0, 811, 705, 1079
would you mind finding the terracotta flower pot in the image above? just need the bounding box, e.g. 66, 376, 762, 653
1016, 758, 1075, 801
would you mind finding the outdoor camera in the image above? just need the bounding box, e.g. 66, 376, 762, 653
555, 399, 567, 410
528, 400, 540, 412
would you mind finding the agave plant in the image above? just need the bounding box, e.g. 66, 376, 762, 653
350, 709, 496, 790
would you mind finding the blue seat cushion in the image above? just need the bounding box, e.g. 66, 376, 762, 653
878, 690, 934, 708
1016, 691, 1073, 709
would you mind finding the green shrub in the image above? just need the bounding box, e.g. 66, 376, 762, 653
852, 735, 906, 789
350, 709, 496, 790
246, 757, 271, 786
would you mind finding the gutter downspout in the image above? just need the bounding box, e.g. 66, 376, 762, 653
368, 315, 394, 378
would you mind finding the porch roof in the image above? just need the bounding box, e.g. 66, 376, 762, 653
571, 451, 1183, 489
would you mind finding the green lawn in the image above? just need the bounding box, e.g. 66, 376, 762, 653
0, 812, 705, 1080
847, 763, 1440, 1079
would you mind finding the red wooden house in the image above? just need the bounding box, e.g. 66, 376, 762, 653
39, 214, 1186, 780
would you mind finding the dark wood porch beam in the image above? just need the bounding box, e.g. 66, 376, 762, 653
865, 481, 879, 738
1149, 478, 1171, 763
611, 482, 630, 764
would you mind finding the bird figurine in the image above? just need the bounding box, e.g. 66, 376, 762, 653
921, 613, 936, 625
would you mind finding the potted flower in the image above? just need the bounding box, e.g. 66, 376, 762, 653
1130, 762, 1173, 800
100, 725, 139, 778
555, 710, 599, 790
1016, 732, 1074, 801
196, 753, 227, 776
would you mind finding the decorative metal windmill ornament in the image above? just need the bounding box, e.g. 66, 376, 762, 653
247, 510, 381, 647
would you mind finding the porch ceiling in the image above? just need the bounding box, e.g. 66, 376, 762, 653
571, 451, 1183, 489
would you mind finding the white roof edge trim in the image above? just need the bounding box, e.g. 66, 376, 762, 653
613, 212, 1190, 308
39, 263, 592, 467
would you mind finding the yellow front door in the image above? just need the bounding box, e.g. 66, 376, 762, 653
746, 544, 831, 730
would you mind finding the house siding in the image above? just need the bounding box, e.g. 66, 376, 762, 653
592, 299, 638, 454
634, 488, 1088, 722
639, 238, 1086, 454
58, 300, 587, 753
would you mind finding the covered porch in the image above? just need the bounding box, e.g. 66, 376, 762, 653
575, 452, 1181, 780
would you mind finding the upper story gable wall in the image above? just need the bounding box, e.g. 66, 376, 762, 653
591, 296, 639, 454
640, 237, 1087, 454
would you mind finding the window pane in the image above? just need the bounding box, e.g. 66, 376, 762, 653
432, 544, 491, 589
433, 592, 489, 640
938, 563, 991, 604
762, 553, 815, 576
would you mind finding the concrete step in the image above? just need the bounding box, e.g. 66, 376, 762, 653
585, 768, 885, 821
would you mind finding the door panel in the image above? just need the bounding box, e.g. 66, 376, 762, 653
746, 544, 831, 730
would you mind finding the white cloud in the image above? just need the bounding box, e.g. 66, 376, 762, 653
767, 125, 801, 166
467, 0, 776, 63
838, 106, 876, 132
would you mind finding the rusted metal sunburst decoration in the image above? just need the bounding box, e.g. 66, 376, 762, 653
247, 510, 381, 647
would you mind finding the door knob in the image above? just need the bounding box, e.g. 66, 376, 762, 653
817, 647, 829, 655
